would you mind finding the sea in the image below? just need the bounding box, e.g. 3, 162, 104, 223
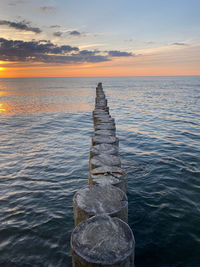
0, 76, 200, 267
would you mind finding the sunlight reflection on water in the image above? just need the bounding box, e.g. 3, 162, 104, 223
0, 78, 95, 114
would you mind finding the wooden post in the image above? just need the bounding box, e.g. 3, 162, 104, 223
91, 135, 119, 146
71, 215, 135, 267
90, 143, 119, 158
94, 123, 116, 131
89, 154, 121, 170
73, 185, 128, 226
94, 129, 116, 136
88, 166, 128, 193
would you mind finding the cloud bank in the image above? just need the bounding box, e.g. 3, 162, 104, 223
0, 37, 134, 64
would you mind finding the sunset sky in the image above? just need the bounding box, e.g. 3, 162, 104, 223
0, 0, 200, 78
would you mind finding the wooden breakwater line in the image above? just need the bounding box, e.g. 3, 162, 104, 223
71, 83, 135, 266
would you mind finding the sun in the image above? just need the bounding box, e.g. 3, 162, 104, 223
0, 67, 5, 71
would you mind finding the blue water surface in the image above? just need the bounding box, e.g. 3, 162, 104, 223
0, 76, 200, 266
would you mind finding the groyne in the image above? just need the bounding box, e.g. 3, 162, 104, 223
70, 83, 135, 266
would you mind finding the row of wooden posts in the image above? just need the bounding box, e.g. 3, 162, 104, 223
70, 83, 135, 266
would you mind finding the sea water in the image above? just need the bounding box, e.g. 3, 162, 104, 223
0, 76, 200, 266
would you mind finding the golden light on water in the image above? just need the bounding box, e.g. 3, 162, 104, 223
0, 103, 6, 112
0, 86, 92, 114
0, 67, 6, 77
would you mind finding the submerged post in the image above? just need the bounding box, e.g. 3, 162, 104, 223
71, 82, 135, 266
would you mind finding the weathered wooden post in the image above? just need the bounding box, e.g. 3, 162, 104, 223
73, 185, 128, 226
88, 166, 128, 193
89, 154, 121, 170
71, 215, 135, 267
90, 143, 119, 158
94, 123, 116, 131
91, 135, 119, 146
94, 129, 116, 136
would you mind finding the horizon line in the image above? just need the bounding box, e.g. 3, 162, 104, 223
1, 74, 200, 79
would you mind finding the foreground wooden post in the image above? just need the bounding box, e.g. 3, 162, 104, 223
71, 215, 135, 267
73, 185, 128, 226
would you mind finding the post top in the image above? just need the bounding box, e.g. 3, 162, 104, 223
71, 215, 135, 265
73, 185, 127, 216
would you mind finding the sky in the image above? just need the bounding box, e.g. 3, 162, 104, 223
0, 0, 200, 77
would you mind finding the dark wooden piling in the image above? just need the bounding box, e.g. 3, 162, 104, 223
73, 185, 128, 226
88, 166, 128, 193
71, 215, 135, 267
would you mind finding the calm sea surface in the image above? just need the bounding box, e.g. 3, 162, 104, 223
0, 76, 200, 267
